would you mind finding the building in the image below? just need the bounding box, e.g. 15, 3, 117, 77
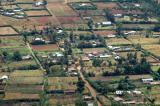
142, 78, 153, 83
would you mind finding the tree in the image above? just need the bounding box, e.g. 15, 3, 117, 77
13, 51, 22, 61
92, 58, 103, 67
77, 77, 85, 93
69, 30, 75, 43
75, 97, 87, 106
104, 9, 115, 23
116, 22, 123, 36
87, 19, 93, 31
117, 76, 135, 90
2, 51, 9, 60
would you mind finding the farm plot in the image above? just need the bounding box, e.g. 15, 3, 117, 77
0, 36, 24, 47
2, 4, 19, 9
49, 95, 77, 106
0, 46, 30, 55
1, 60, 38, 71
24, 10, 51, 17
122, 24, 155, 30
48, 77, 78, 91
128, 37, 159, 45
94, 2, 119, 9
10, 70, 43, 77
4, 92, 40, 100
76, 10, 105, 16
62, 24, 88, 30
6, 84, 43, 93
0, 26, 18, 35
18, 3, 45, 10
15, 0, 35, 3
70, 31, 93, 36
69, 2, 97, 10
117, 51, 143, 58
57, 16, 83, 24
92, 16, 108, 23
91, 74, 152, 83
65, 0, 90, 2
83, 48, 107, 54
47, 3, 77, 16
139, 86, 160, 105
8, 76, 43, 85
31, 44, 59, 51
32, 16, 60, 26
94, 30, 116, 38
84, 66, 115, 76
106, 38, 131, 46
142, 44, 160, 57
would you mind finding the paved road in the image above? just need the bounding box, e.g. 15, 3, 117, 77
77, 66, 102, 106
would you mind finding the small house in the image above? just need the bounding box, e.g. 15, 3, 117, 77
99, 53, 111, 58
82, 56, 90, 61
115, 90, 124, 95
101, 21, 112, 26
35, 2, 44, 6
114, 55, 121, 60
87, 102, 94, 106
83, 95, 93, 101
22, 55, 32, 60
133, 90, 141, 95
142, 78, 153, 83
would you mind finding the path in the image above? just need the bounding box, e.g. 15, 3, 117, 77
26, 43, 45, 71
77, 66, 102, 106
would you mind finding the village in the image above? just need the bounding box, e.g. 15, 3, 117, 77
0, 0, 160, 106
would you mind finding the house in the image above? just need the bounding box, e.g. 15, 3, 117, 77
134, 3, 141, 7
13, 8, 23, 12
0, 75, 8, 80
99, 53, 111, 58
82, 56, 90, 61
114, 97, 123, 101
108, 46, 120, 50
124, 31, 136, 35
133, 90, 141, 95
150, 81, 160, 85
142, 78, 153, 83
114, 55, 121, 60
52, 52, 64, 57
111, 9, 124, 17
83, 17, 91, 20
4, 12, 15, 16
87, 102, 94, 106
22, 55, 32, 60
115, 90, 123, 95
153, 32, 160, 37
83, 95, 93, 101
35, 2, 44, 6
123, 101, 136, 104
101, 21, 112, 26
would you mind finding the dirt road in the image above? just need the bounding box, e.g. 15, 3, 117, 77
77, 66, 102, 106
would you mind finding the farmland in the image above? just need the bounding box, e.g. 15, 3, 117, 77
0, 0, 160, 106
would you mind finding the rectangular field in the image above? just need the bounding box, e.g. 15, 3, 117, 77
106, 38, 131, 46
25, 10, 51, 17
47, 3, 77, 16
31, 44, 59, 51
0, 27, 18, 35
142, 45, 160, 57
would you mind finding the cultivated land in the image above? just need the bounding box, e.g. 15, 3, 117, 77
0, 0, 160, 106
